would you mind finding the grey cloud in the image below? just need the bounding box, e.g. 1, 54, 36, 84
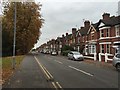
34, 1, 118, 48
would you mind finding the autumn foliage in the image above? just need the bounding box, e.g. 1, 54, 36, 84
2, 2, 44, 56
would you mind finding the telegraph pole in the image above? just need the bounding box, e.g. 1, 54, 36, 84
12, 2, 16, 69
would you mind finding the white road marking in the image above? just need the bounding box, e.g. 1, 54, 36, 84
34, 56, 51, 80
56, 82, 62, 88
69, 66, 93, 77
34, 56, 63, 89
52, 82, 57, 88
54, 60, 63, 64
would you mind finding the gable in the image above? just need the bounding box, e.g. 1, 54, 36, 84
87, 25, 96, 34
76, 31, 81, 37
99, 22, 105, 27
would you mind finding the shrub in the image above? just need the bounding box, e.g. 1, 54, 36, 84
62, 50, 70, 56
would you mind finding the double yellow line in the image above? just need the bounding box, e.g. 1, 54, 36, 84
34, 56, 63, 90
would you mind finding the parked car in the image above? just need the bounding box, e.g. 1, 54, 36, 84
113, 53, 120, 71
51, 51, 57, 56
68, 51, 84, 61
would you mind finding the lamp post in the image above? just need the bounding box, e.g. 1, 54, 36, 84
12, 2, 16, 69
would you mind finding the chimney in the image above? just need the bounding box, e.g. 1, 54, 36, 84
72, 28, 76, 34
102, 13, 110, 20
66, 33, 68, 36
81, 26, 84, 29
84, 20, 90, 27
62, 34, 64, 38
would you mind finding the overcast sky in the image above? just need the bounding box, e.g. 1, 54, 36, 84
0, 0, 119, 49
33, 0, 119, 49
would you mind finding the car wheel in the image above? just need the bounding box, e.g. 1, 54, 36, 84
116, 63, 120, 71
73, 57, 76, 61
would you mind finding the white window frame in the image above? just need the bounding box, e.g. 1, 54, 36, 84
106, 44, 110, 54
78, 37, 80, 43
100, 30, 104, 38
115, 25, 120, 37
83, 36, 84, 42
106, 28, 110, 37
88, 44, 96, 54
60, 45, 62, 48
100, 44, 104, 53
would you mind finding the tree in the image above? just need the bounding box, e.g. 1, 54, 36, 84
61, 45, 74, 56
61, 45, 74, 51
2, 2, 44, 56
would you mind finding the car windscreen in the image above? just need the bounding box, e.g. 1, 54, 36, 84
116, 54, 120, 58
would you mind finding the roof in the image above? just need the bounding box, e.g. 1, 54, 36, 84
67, 34, 72, 39
100, 15, 120, 27
78, 26, 90, 36
91, 23, 99, 32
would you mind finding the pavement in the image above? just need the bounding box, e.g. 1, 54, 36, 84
84, 59, 114, 69
2, 54, 50, 88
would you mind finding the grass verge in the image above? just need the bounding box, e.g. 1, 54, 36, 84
1, 55, 24, 84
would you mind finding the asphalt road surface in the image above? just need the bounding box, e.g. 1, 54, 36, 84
3, 53, 119, 89
35, 53, 118, 88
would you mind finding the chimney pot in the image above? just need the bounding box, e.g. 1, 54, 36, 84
72, 28, 77, 34
102, 13, 110, 20
66, 33, 68, 36
84, 20, 90, 27
81, 26, 84, 29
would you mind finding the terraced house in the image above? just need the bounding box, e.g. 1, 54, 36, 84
39, 13, 120, 63
81, 13, 120, 62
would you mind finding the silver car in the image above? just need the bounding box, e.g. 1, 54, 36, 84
112, 53, 120, 71
68, 51, 84, 61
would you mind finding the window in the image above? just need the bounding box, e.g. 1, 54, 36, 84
78, 37, 80, 43
100, 30, 104, 38
106, 44, 110, 53
116, 25, 120, 36
60, 45, 62, 48
91, 33, 94, 40
116, 54, 120, 58
106, 29, 110, 37
101, 44, 104, 53
83, 37, 84, 42
88, 45, 96, 54
92, 45, 95, 53
74, 39, 75, 43
86, 36, 88, 41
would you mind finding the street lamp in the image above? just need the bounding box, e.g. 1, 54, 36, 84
12, 2, 16, 69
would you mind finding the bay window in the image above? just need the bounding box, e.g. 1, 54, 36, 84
116, 25, 120, 36
106, 44, 110, 53
100, 30, 104, 38
106, 29, 110, 37
100, 44, 104, 53
88, 44, 96, 54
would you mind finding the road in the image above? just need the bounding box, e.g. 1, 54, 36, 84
3, 53, 119, 89
35, 53, 118, 88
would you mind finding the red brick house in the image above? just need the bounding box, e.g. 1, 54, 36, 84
39, 13, 120, 63
56, 37, 63, 55
97, 13, 120, 62
77, 21, 91, 54
83, 13, 120, 62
